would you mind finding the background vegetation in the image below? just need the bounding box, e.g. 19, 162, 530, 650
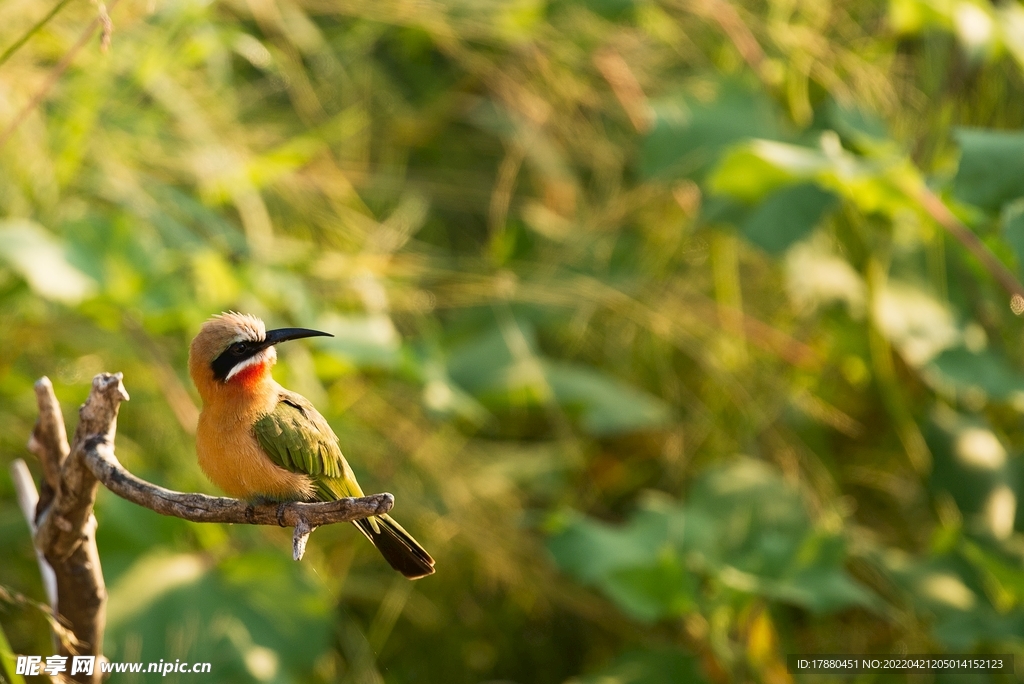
3, 0, 1024, 681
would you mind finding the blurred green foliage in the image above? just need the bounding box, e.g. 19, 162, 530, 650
3, 0, 1024, 681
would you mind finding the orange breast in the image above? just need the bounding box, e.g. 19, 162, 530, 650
195, 387, 314, 501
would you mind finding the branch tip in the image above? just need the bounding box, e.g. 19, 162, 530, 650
293, 520, 315, 561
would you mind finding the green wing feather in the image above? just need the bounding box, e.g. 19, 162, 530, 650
253, 390, 436, 579
253, 390, 363, 500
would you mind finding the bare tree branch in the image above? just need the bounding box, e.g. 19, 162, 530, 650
83, 436, 395, 532
25, 372, 395, 683
31, 375, 113, 682
28, 377, 71, 518
9, 459, 57, 610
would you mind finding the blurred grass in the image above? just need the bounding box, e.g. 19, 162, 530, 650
3, 0, 1024, 682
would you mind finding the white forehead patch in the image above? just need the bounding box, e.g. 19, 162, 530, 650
212, 311, 266, 343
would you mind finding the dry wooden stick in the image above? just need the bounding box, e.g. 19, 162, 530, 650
83, 434, 395, 553
8, 459, 58, 610
25, 372, 394, 683
31, 376, 109, 683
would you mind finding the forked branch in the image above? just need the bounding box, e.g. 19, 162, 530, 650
20, 373, 393, 684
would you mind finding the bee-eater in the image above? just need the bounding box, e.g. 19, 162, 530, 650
188, 312, 435, 579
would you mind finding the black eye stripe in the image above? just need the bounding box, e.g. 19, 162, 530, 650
211, 340, 264, 382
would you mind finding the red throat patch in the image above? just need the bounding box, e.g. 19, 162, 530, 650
231, 360, 270, 389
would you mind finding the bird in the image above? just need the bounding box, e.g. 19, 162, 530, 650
187, 311, 435, 579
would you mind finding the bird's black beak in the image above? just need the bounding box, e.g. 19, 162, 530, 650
262, 327, 334, 349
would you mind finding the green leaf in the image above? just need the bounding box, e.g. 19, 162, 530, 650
0, 619, 26, 684
781, 564, 880, 614
707, 140, 830, 203
549, 459, 877, 620
825, 101, 888, 145
929, 347, 1024, 400
0, 220, 96, 303
104, 551, 332, 683
641, 82, 785, 181
961, 541, 1024, 604
706, 147, 800, 202
547, 511, 666, 584
446, 326, 672, 435
318, 313, 401, 369
580, 0, 634, 20
602, 555, 695, 622
741, 183, 838, 254
699, 194, 753, 227
685, 460, 814, 579
879, 553, 1024, 651
924, 411, 1022, 539
544, 362, 673, 436
954, 128, 1024, 211
932, 609, 1024, 651
447, 326, 528, 394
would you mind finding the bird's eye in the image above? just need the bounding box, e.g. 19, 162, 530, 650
230, 342, 249, 356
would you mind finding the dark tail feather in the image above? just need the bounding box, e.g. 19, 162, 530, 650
353, 514, 435, 579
